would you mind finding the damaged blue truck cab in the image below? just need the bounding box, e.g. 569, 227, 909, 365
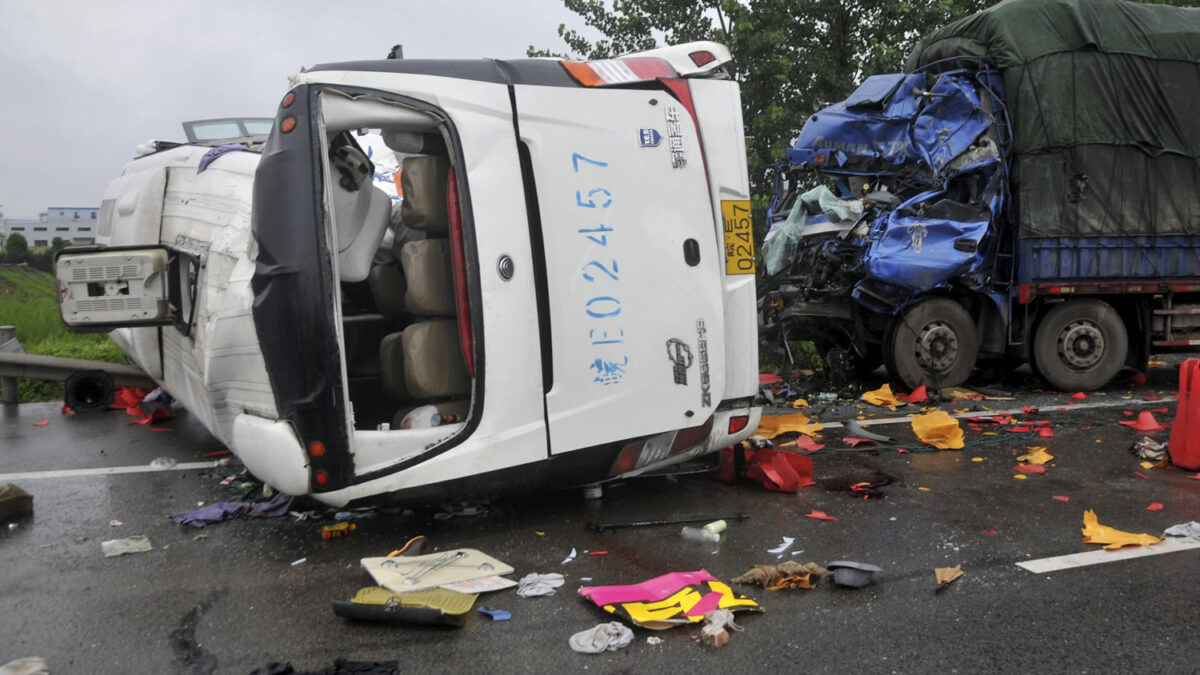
762, 0, 1200, 392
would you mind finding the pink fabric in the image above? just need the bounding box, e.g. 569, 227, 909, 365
578, 570, 715, 605
683, 591, 723, 617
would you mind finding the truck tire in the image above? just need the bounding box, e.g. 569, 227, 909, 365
1032, 299, 1127, 392
887, 298, 979, 390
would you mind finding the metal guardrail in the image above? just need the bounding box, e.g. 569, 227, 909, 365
0, 328, 155, 404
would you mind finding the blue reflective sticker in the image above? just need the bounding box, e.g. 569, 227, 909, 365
639, 128, 662, 147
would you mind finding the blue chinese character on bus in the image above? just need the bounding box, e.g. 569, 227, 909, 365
589, 356, 629, 386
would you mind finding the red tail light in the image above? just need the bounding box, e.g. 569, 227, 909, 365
728, 415, 750, 435
446, 169, 475, 375
689, 50, 716, 67
314, 470, 329, 487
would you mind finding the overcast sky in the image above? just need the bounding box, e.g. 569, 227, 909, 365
0, 0, 587, 219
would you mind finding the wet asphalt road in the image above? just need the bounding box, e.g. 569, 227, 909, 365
2, 362, 1200, 674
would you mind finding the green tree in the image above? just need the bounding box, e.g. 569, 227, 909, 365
3, 232, 27, 255
50, 236, 68, 252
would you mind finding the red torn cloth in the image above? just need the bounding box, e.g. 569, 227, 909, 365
1120, 410, 1165, 432
897, 385, 928, 404
759, 373, 783, 385
1052, 495, 1070, 502
805, 510, 836, 521
746, 448, 815, 492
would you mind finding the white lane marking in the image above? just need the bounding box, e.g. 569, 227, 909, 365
0, 462, 214, 482
813, 396, 1176, 430
1016, 537, 1200, 574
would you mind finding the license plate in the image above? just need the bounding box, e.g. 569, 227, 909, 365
721, 200, 755, 275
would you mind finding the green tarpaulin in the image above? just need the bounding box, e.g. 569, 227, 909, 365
907, 0, 1200, 238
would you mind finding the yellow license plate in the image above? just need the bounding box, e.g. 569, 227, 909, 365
721, 200, 755, 275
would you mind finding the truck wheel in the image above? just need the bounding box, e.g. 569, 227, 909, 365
1032, 299, 1127, 392
887, 298, 979, 390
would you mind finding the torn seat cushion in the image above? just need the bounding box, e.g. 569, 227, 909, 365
400, 239, 456, 316
401, 319, 470, 399
380, 332, 410, 402
399, 155, 450, 233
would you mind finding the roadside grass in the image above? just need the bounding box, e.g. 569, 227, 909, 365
0, 265, 129, 402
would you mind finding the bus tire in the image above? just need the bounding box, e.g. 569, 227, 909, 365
887, 298, 978, 390
1032, 298, 1127, 392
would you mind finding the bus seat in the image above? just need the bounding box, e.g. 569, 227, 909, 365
380, 332, 410, 402
400, 319, 470, 399
399, 155, 450, 233
367, 263, 410, 325
399, 239, 456, 316
332, 183, 392, 283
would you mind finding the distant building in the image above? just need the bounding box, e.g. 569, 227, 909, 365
1, 207, 98, 248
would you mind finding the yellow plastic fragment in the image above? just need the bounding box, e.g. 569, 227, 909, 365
788, 398, 810, 409
934, 565, 964, 589
911, 411, 965, 449
1013, 474, 1027, 480
862, 383, 903, 408
756, 412, 824, 440
971, 457, 983, 462
918, 487, 932, 492
1081, 509, 1162, 550
1017, 447, 1054, 465
1139, 461, 1155, 470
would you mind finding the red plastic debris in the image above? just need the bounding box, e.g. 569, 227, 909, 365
588, 551, 609, 556
794, 435, 825, 453
1038, 427, 1055, 438
1122, 410, 1134, 416
1134, 471, 1149, 480
805, 510, 837, 521
898, 385, 928, 404
983, 529, 996, 535
1013, 465, 1047, 474
1070, 392, 1088, 399
1052, 495, 1070, 502
1119, 410, 1165, 432
1188, 473, 1200, 480
1128, 373, 1147, 386
204, 450, 232, 458
896, 448, 909, 454
1022, 406, 1039, 414
759, 373, 783, 386
151, 427, 172, 432
32, 419, 49, 427
744, 448, 816, 492
842, 437, 876, 447
1007, 426, 1032, 433
1146, 502, 1164, 512
61, 404, 74, 415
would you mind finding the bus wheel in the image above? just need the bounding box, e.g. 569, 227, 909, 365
887, 298, 978, 390
1032, 299, 1127, 392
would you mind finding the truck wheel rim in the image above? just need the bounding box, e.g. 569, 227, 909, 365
1057, 320, 1104, 369
916, 321, 958, 372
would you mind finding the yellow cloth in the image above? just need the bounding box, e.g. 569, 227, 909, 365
911, 411, 964, 449
862, 383, 903, 407
1016, 446, 1054, 465
756, 412, 823, 439
1081, 509, 1162, 550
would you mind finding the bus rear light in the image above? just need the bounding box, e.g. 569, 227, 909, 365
562, 57, 676, 87
280, 116, 296, 133
689, 50, 716, 67
281, 92, 295, 108
728, 415, 750, 435
308, 441, 326, 458
314, 470, 329, 487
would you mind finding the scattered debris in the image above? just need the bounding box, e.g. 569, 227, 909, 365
805, 510, 837, 521
101, 535, 153, 557
441, 575, 518, 594
767, 537, 795, 556
1119, 410, 1165, 432
0, 657, 49, 675
699, 609, 743, 647
109, 520, 122, 527
1146, 502, 1164, 511
291, 558, 306, 566
169, 493, 294, 529
1164, 521, 1200, 537
862, 383, 903, 408
680, 526, 720, 543
0, 484, 33, 523
844, 419, 893, 442
1017, 447, 1054, 465
755, 412, 824, 439
569, 621, 633, 653
732, 561, 830, 590
1081, 509, 1162, 550
1013, 465, 1046, 475
1131, 436, 1168, 461
646, 636, 663, 646
561, 548, 577, 565
745, 448, 814, 492
935, 565, 964, 592
1053, 495, 1071, 502
578, 570, 761, 629
477, 607, 511, 622
911, 411, 965, 449
31, 419, 49, 427
827, 561, 882, 588
517, 573, 566, 598
332, 586, 475, 626
321, 523, 356, 540
587, 514, 749, 533
362, 549, 514, 593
